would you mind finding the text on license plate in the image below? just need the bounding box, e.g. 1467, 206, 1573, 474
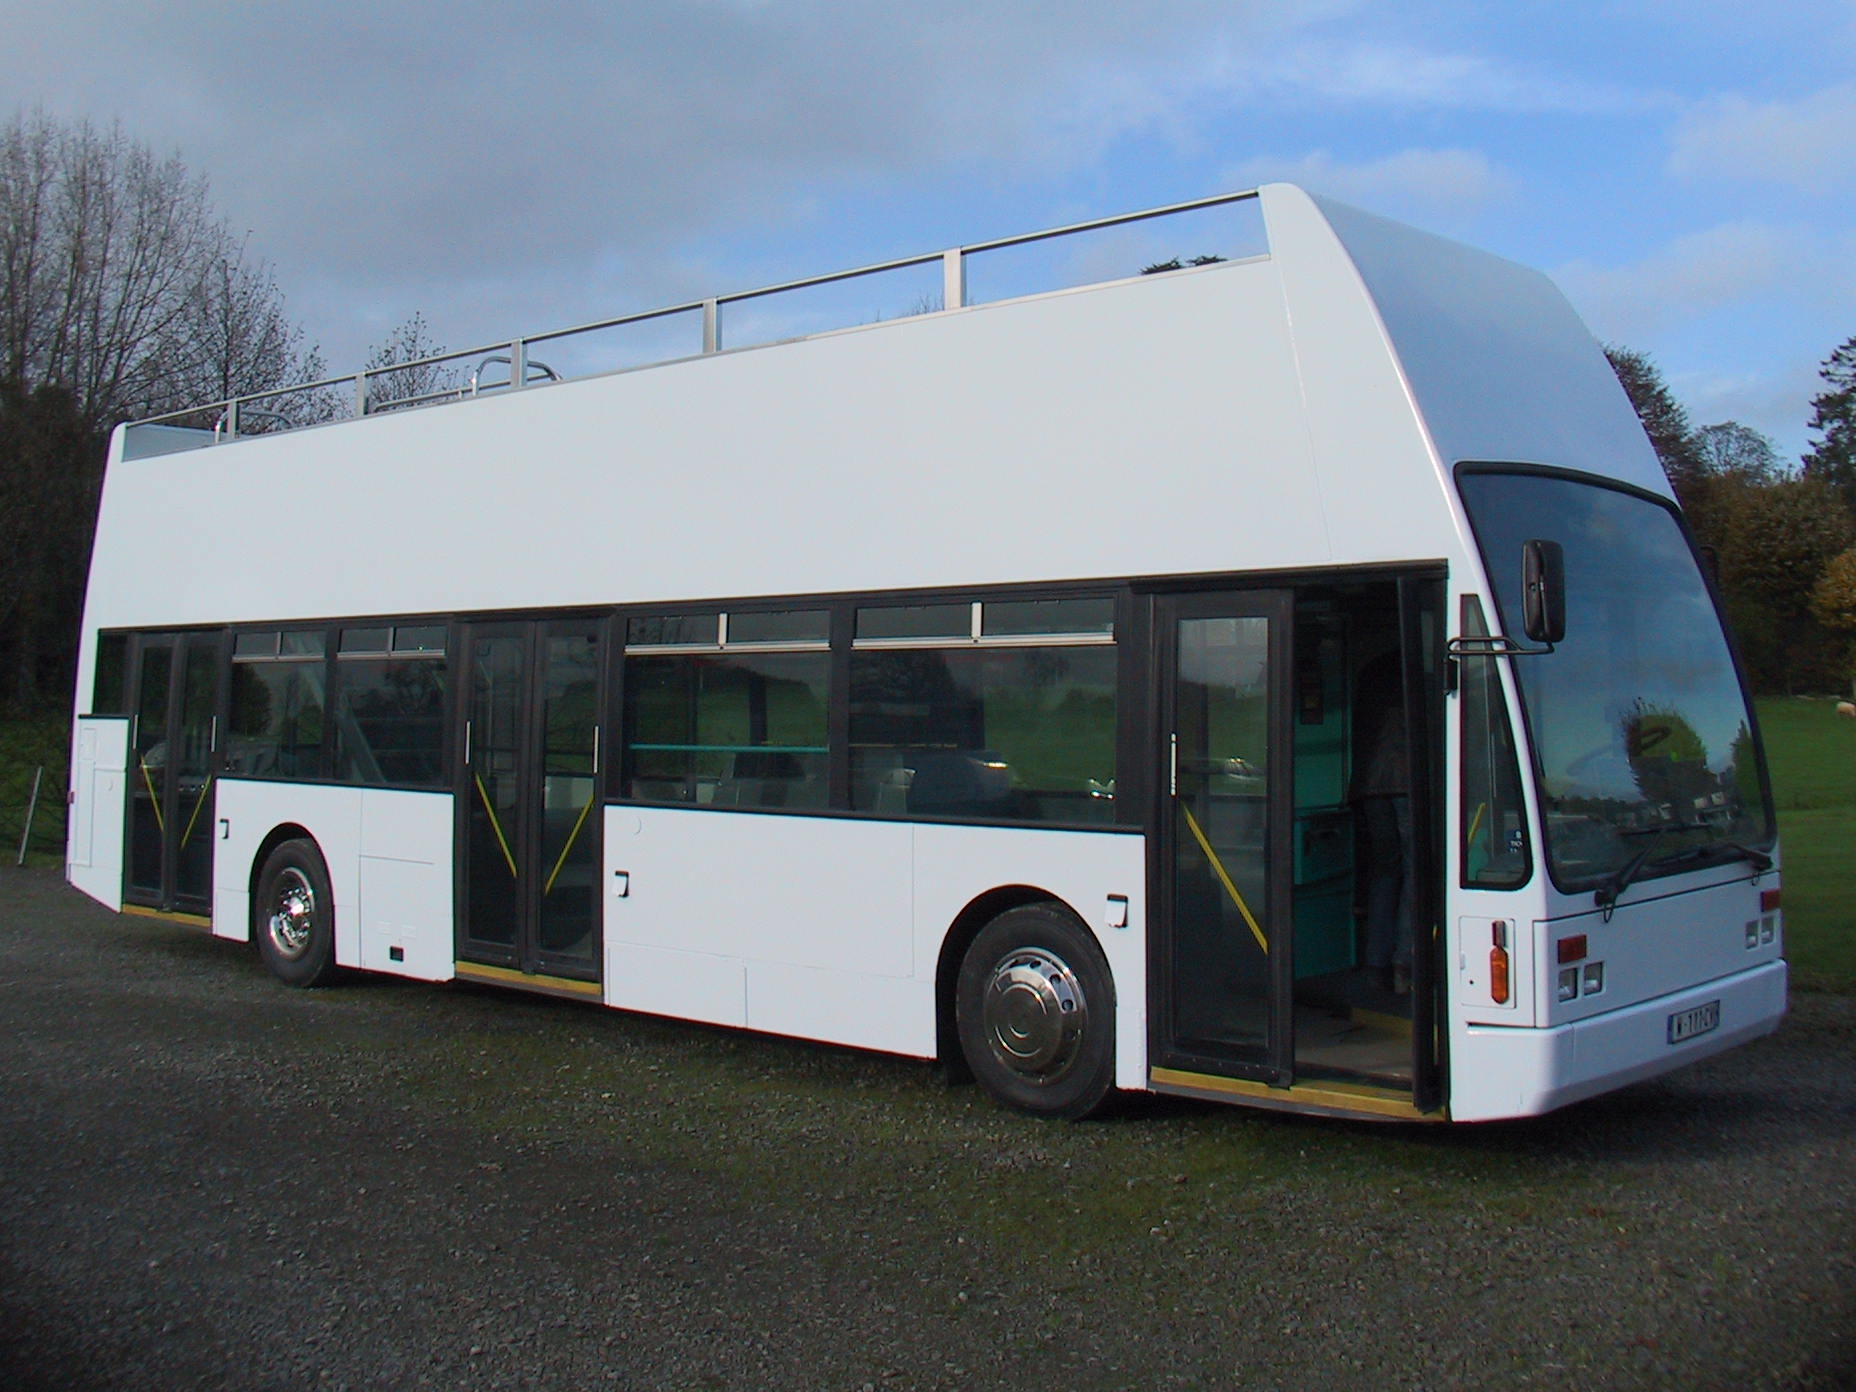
1668, 1000, 1721, 1044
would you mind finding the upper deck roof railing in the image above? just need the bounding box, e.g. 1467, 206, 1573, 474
130, 188, 1266, 446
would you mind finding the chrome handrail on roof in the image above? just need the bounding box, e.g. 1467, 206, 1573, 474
135, 188, 1264, 443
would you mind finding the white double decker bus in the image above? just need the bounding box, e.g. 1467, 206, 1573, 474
65, 184, 1784, 1122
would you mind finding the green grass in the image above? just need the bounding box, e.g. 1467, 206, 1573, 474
0, 711, 67, 869
1757, 697, 1856, 993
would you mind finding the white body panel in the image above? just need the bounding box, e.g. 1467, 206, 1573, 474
1446, 867, 1786, 1117
66, 717, 128, 909
910, 823, 1147, 1089
1451, 960, 1786, 1122
213, 781, 454, 980
604, 807, 1145, 1080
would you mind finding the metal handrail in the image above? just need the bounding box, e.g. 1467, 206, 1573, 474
468, 353, 560, 395
131, 187, 1264, 442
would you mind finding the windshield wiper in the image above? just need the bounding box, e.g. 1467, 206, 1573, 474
1594, 822, 1772, 915
1661, 840, 1773, 875
1594, 828, 1675, 914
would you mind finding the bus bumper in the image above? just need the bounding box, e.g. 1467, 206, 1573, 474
1451, 960, 1788, 1122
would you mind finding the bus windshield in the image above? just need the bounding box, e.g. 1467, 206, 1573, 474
1458, 468, 1775, 895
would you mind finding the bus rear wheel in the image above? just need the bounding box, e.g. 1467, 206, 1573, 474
255, 838, 341, 988
956, 903, 1116, 1119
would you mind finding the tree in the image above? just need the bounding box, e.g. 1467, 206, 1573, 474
1811, 547, 1856, 695
361, 311, 460, 413
1606, 345, 1703, 502
172, 239, 326, 431
1716, 476, 1856, 693
1812, 548, 1856, 631
0, 108, 319, 706
1141, 255, 1226, 274
1803, 336, 1856, 517
0, 382, 102, 702
1693, 421, 1782, 485
1682, 421, 1785, 548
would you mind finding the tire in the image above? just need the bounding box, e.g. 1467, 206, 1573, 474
956, 903, 1116, 1119
254, 838, 341, 988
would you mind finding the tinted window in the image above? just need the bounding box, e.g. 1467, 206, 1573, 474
333, 657, 447, 785
726, 609, 830, 645
1458, 470, 1773, 891
849, 647, 1116, 823
627, 614, 718, 648
623, 651, 829, 809
92, 634, 129, 714
229, 661, 326, 778
856, 603, 970, 641
340, 627, 390, 654
982, 597, 1114, 637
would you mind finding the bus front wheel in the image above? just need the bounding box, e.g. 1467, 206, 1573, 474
254, 839, 341, 988
956, 903, 1116, 1119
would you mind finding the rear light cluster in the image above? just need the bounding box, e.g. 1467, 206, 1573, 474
1489, 920, 1511, 1005
1556, 932, 1604, 1003
1746, 887, 1781, 949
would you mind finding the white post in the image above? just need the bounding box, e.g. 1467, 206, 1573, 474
942, 248, 965, 311
16, 766, 42, 867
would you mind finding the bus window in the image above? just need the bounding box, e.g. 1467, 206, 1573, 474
229, 653, 327, 780
1458, 595, 1529, 887
92, 633, 128, 715
332, 629, 447, 786
848, 646, 1117, 824
622, 650, 829, 809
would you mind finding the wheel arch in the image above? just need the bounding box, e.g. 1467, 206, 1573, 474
246, 824, 324, 946
934, 884, 1096, 1079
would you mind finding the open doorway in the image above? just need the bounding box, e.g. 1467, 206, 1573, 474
1154, 572, 1442, 1103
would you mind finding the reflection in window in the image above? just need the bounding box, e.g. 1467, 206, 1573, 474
333, 657, 447, 785
1456, 597, 1529, 887
1458, 470, 1773, 891
229, 661, 327, 779
849, 647, 1116, 824
92, 634, 128, 715
622, 651, 828, 809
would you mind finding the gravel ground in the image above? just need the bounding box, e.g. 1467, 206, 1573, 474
1, 866, 1851, 1392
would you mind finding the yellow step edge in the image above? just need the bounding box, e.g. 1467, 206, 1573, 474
454, 961, 604, 999
1149, 1066, 1442, 1121
122, 904, 213, 928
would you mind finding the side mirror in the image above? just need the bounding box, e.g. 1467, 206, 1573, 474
1522, 540, 1566, 644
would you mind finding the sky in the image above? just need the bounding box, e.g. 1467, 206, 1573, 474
4, 0, 1853, 463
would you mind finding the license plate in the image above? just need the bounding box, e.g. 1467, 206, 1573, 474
1668, 1000, 1720, 1044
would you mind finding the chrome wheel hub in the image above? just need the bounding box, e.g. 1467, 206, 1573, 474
980, 947, 1088, 1081
267, 868, 316, 961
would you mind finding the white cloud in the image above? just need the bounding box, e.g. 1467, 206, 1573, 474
1674, 357, 1830, 468
1668, 83, 1856, 191
1255, 42, 1656, 115
1557, 223, 1856, 464
1554, 223, 1804, 342
1224, 148, 1517, 226
0, 0, 1324, 363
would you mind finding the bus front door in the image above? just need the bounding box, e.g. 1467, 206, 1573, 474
456, 620, 605, 991
125, 631, 223, 917
1155, 591, 1295, 1085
